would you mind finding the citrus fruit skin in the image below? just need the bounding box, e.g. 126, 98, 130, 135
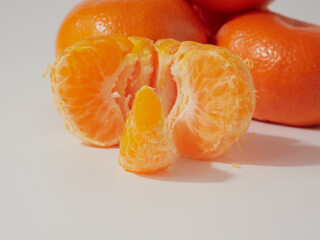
56, 0, 207, 56
188, 0, 273, 13
216, 11, 320, 126
119, 86, 175, 173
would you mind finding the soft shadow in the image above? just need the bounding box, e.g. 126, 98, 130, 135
253, 119, 320, 129
313, 126, 320, 131
215, 133, 320, 167
137, 157, 232, 183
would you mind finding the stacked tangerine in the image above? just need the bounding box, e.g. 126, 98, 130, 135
51, 0, 320, 172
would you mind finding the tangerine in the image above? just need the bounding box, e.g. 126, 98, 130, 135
56, 0, 207, 56
216, 11, 320, 126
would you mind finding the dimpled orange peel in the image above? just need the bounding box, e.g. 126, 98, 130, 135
50, 34, 255, 163
119, 86, 176, 173
217, 11, 320, 126
55, 0, 207, 57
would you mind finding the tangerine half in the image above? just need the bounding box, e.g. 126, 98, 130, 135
50, 35, 157, 146
166, 40, 256, 159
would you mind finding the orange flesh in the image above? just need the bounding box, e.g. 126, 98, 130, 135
168, 43, 255, 159
51, 35, 157, 146
119, 86, 175, 173
51, 34, 255, 161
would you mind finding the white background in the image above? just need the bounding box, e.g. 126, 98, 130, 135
1, 0, 320, 239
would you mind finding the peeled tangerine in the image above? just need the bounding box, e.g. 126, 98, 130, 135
50, 34, 255, 169
119, 86, 175, 172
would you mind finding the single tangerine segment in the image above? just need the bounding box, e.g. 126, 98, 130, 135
119, 86, 175, 173
167, 42, 256, 160
50, 35, 157, 146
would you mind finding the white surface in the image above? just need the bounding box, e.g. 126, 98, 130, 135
1, 0, 320, 239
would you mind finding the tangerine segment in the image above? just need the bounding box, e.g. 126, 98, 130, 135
51, 35, 156, 146
167, 42, 256, 160
119, 86, 175, 173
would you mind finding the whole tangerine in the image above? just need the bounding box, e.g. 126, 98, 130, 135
56, 0, 207, 56
216, 11, 320, 126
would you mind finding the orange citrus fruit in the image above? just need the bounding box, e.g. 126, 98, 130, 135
188, 0, 273, 13
216, 11, 320, 126
119, 86, 175, 173
50, 34, 255, 160
56, 0, 207, 56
